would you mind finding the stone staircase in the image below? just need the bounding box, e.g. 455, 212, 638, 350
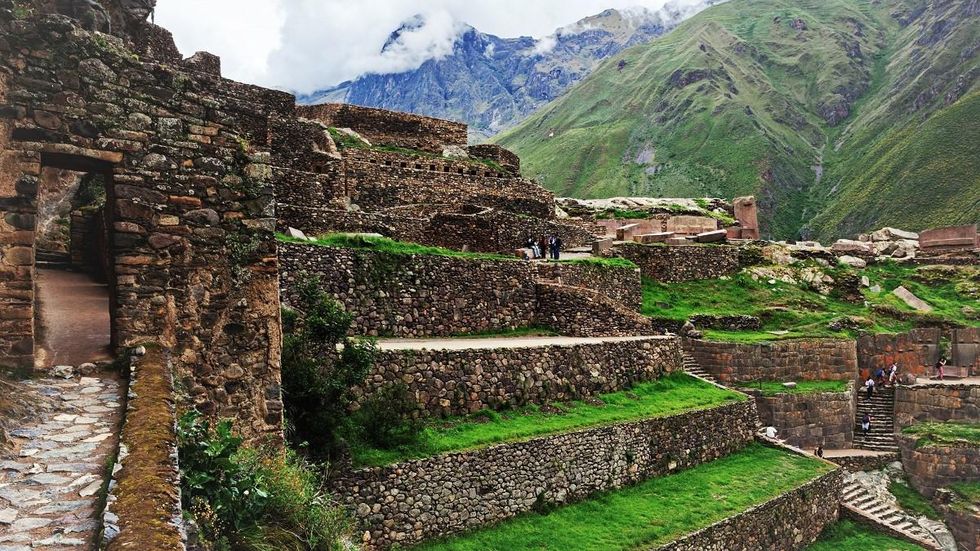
854, 385, 898, 452
841, 478, 942, 550
682, 351, 719, 385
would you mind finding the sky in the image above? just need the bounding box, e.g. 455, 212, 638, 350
155, 0, 705, 94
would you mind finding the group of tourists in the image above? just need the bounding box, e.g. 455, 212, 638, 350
864, 362, 900, 400
526, 235, 563, 260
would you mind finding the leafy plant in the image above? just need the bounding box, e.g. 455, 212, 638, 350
351, 383, 424, 450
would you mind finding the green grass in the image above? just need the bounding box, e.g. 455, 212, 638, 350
740, 380, 849, 396
350, 373, 744, 467
557, 256, 638, 270
950, 482, 980, 506
890, 481, 942, 521
640, 262, 978, 343
448, 326, 558, 339
807, 519, 925, 551
416, 443, 832, 551
278, 233, 515, 262
902, 421, 980, 447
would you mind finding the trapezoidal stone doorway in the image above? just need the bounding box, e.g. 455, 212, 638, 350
32, 152, 119, 372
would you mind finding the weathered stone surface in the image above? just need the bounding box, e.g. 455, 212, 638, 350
895, 384, 980, 429
871, 227, 919, 241
838, 255, 867, 268
614, 242, 746, 282
684, 338, 858, 384
746, 385, 855, 449
832, 239, 873, 254
897, 434, 980, 498
892, 285, 933, 312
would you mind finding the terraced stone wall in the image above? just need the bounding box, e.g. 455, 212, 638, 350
894, 384, 980, 429
614, 242, 744, 282
857, 328, 940, 380
656, 450, 843, 551
368, 337, 681, 417
334, 399, 758, 549
0, 12, 283, 438
298, 103, 467, 154
683, 338, 858, 384
747, 385, 855, 449
533, 261, 641, 310
534, 282, 654, 337
896, 434, 980, 498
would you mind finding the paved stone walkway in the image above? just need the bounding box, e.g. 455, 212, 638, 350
375, 334, 668, 351
0, 374, 123, 550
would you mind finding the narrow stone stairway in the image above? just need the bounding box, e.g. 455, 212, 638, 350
854, 385, 898, 452
681, 352, 719, 385
841, 474, 945, 550
0, 373, 124, 549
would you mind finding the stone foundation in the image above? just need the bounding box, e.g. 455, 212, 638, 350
897, 434, 980, 498
683, 338, 858, 384
894, 384, 980, 429
614, 242, 745, 282
747, 384, 855, 449
367, 337, 681, 417
334, 399, 758, 549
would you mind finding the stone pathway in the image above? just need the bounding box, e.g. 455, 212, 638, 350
375, 334, 668, 351
841, 471, 953, 550
0, 374, 124, 550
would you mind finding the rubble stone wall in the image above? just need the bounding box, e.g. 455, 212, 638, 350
657, 458, 842, 551
533, 261, 641, 311
897, 434, 980, 498
683, 338, 859, 384
534, 282, 655, 337
614, 243, 744, 282
894, 384, 980, 429
0, 13, 283, 437
334, 399, 758, 549
298, 103, 467, 153
367, 337, 682, 417
747, 386, 855, 449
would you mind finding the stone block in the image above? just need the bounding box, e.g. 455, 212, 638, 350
893, 286, 933, 312
591, 238, 613, 255
633, 232, 673, 244
832, 239, 873, 254
919, 224, 978, 251
616, 223, 640, 241
692, 229, 727, 243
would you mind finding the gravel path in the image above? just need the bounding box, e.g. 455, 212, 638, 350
0, 374, 124, 550
374, 335, 669, 351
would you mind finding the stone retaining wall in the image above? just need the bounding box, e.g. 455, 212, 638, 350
614, 243, 744, 282
747, 385, 855, 449
897, 434, 980, 498
894, 384, 980, 429
656, 451, 842, 551
368, 337, 681, 417
534, 282, 655, 337
298, 103, 468, 153
936, 499, 980, 551
533, 261, 641, 311
683, 338, 858, 384
857, 329, 940, 380
334, 399, 759, 549
103, 348, 183, 551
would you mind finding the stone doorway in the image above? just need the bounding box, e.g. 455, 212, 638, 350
32, 153, 118, 370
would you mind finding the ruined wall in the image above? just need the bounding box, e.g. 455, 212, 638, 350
367, 337, 681, 417
533, 261, 641, 310
857, 329, 940, 380
683, 338, 858, 384
298, 103, 467, 153
747, 386, 855, 449
614, 243, 744, 282
951, 327, 980, 375
657, 460, 842, 551
534, 282, 654, 337
894, 384, 980, 429
0, 13, 283, 437
334, 399, 758, 549
936, 499, 980, 551
279, 242, 538, 337
467, 144, 520, 175
897, 434, 980, 498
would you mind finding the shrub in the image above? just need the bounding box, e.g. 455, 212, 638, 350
178, 411, 350, 551
352, 383, 424, 450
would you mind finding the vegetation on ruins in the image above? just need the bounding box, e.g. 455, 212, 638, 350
741, 380, 849, 396
495, 0, 979, 239
415, 443, 832, 550
950, 482, 980, 508
350, 373, 743, 467
642, 262, 979, 343
807, 519, 925, 551
889, 479, 943, 521
902, 421, 980, 448
177, 411, 349, 551
281, 275, 423, 459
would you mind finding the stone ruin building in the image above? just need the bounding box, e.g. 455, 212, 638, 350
0, 2, 978, 551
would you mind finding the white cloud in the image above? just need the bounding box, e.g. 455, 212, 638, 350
155, 0, 715, 93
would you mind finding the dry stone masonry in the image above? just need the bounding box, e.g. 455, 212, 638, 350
748, 385, 855, 449
683, 338, 858, 384
894, 384, 980, 429
897, 434, 980, 498
614, 242, 747, 282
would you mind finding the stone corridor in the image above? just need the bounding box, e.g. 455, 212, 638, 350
0, 374, 124, 550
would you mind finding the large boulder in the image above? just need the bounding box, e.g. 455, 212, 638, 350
838, 255, 867, 268
832, 239, 873, 254
871, 227, 919, 242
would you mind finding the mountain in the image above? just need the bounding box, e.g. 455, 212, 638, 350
299, 2, 723, 140
493, 0, 979, 239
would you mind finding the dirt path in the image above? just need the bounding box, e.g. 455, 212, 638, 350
375, 335, 668, 351
35, 269, 112, 370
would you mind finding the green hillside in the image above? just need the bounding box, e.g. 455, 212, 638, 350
494, 0, 979, 239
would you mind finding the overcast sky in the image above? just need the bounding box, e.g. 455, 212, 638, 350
155, 0, 704, 93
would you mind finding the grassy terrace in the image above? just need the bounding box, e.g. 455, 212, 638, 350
416, 443, 832, 551
807, 520, 925, 551
902, 421, 980, 447
351, 373, 743, 467
641, 262, 979, 343
889, 480, 942, 521
277, 233, 637, 270
739, 380, 849, 396
950, 482, 980, 508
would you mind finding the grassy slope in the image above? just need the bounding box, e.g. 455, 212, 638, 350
418, 443, 832, 551
808, 519, 925, 551
496, 0, 979, 239
902, 421, 980, 446
352, 373, 743, 467
641, 262, 979, 343
889, 480, 942, 520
